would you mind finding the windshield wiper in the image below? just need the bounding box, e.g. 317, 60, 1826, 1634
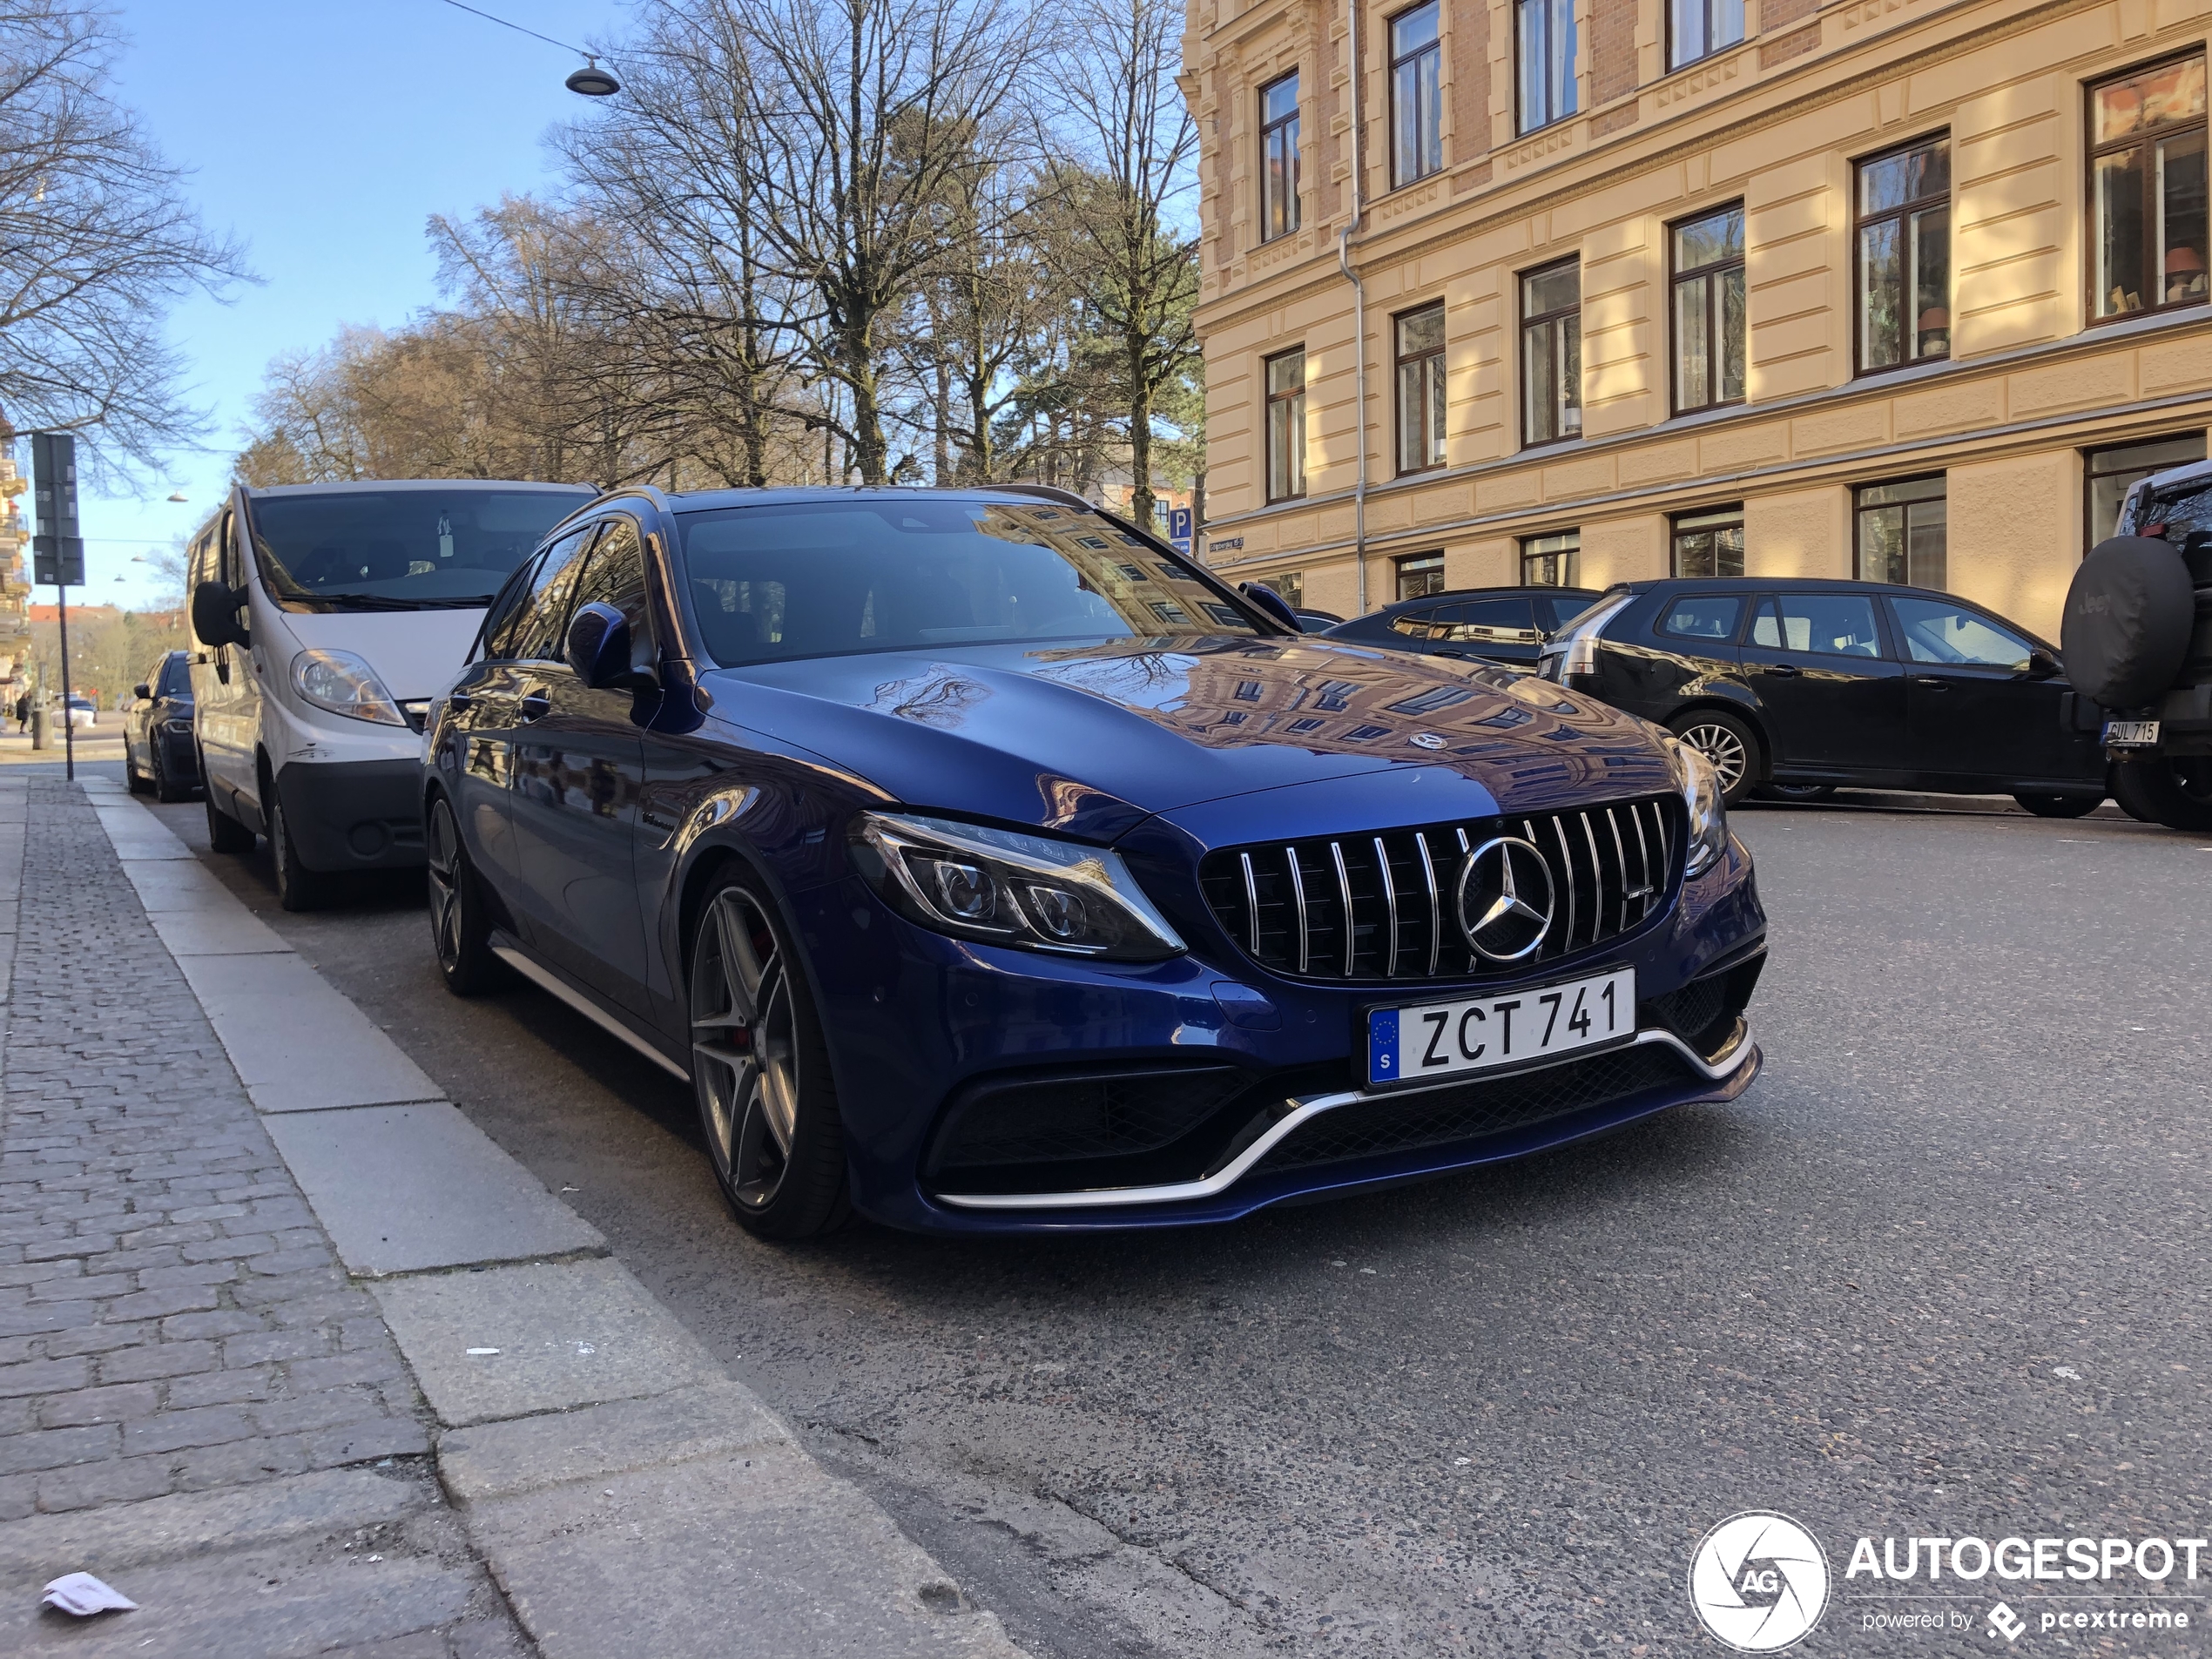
310, 592, 496, 611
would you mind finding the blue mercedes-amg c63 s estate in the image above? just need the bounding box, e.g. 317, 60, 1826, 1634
421, 486, 1766, 1238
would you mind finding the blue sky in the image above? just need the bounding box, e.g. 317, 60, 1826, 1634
71, 0, 622, 608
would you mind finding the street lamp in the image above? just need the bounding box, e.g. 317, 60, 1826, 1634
566, 59, 620, 97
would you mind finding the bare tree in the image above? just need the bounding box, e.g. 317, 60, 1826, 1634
1038, 0, 1200, 525
0, 2, 246, 468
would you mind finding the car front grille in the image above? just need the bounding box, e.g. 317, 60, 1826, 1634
1197, 795, 1681, 984
1252, 1044, 1696, 1173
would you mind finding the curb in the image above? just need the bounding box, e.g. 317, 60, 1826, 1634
82, 779, 1028, 1659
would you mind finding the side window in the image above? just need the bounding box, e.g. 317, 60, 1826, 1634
1443, 598, 1538, 642
566, 516, 657, 673
478, 553, 545, 663
503, 526, 597, 663
1657, 595, 1743, 641
1887, 596, 2031, 668
1388, 606, 1441, 637
1767, 592, 1884, 658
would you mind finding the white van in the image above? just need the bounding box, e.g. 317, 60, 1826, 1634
186, 480, 596, 908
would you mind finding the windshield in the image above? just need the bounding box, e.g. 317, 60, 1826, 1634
247, 488, 590, 611
677, 498, 1264, 666
2138, 480, 2212, 547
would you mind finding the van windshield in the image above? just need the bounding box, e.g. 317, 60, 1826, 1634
247, 488, 590, 611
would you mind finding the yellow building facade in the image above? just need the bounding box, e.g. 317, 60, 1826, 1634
1186, 0, 2212, 638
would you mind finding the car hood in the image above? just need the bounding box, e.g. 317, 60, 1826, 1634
702, 634, 1678, 840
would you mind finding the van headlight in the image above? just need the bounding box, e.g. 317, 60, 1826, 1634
1663, 735, 1730, 878
290, 650, 406, 726
853, 812, 1185, 961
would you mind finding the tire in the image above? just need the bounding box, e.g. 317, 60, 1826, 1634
268, 784, 335, 912
2013, 791, 2103, 819
1757, 781, 1836, 803
425, 793, 502, 995
125, 741, 150, 794
151, 740, 190, 804
688, 872, 851, 1239
2110, 756, 2212, 832
204, 770, 257, 855
1667, 709, 1760, 806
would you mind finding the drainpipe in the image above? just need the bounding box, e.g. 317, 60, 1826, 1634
1337, 0, 1369, 616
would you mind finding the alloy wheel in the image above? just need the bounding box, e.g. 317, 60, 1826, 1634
426, 798, 465, 974
1677, 721, 1749, 793
691, 888, 800, 1211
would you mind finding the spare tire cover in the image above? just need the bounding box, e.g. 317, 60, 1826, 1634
2061, 535, 2194, 707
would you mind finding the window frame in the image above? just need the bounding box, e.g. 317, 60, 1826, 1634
1258, 71, 1303, 245
1515, 0, 1579, 136
1669, 505, 1745, 578
1388, 1, 1443, 191
1264, 346, 1308, 504
1393, 300, 1447, 475
1669, 204, 1747, 416
1852, 132, 1952, 377
1394, 550, 1447, 601
2086, 51, 2211, 326
1521, 529, 1580, 587
1519, 257, 1583, 448
1668, 0, 1745, 72
1852, 474, 1948, 589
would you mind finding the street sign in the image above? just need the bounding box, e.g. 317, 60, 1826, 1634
30, 432, 83, 587
1168, 505, 1192, 556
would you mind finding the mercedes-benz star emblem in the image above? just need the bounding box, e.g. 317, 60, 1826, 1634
1453, 836, 1556, 962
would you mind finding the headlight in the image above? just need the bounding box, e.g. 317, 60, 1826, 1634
290, 649, 406, 726
853, 812, 1186, 961
1663, 735, 1729, 878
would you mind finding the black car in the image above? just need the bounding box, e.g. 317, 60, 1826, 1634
1324, 586, 1605, 670
123, 649, 199, 802
1539, 577, 2107, 815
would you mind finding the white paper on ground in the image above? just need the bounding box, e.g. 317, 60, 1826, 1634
42, 1571, 138, 1615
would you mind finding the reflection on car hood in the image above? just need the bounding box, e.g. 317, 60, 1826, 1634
705, 634, 1676, 840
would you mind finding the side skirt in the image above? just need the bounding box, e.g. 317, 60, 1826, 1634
489, 934, 691, 1082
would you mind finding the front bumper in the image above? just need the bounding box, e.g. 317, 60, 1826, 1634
273, 759, 427, 872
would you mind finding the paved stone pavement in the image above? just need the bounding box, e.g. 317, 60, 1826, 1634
0, 777, 526, 1654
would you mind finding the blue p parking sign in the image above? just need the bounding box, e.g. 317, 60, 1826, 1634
1168, 506, 1192, 556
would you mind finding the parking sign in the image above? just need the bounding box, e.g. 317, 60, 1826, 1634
1168, 506, 1192, 556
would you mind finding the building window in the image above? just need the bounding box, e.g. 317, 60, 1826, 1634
1855, 475, 1948, 589
1521, 259, 1581, 445
1260, 72, 1301, 243
1672, 206, 1745, 414
1396, 552, 1447, 600
1264, 347, 1306, 502
2085, 434, 2208, 545
1394, 304, 1447, 474
1521, 530, 1578, 587
2090, 55, 2209, 320
1672, 507, 1743, 577
1857, 135, 1951, 371
1273, 570, 1305, 610
1669, 0, 1744, 70
1390, 3, 1442, 188
1517, 0, 1577, 134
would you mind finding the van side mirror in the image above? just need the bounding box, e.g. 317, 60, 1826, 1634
1238, 582, 1301, 632
564, 601, 638, 690
191, 580, 247, 650
2019, 647, 2061, 681
132, 683, 151, 700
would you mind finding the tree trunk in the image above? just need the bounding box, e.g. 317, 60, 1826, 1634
1126, 324, 1154, 529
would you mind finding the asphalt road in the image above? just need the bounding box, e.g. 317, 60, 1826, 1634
125, 772, 2212, 1657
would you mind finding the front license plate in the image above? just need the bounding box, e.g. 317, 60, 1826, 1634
1367, 968, 1635, 1089
2104, 719, 2161, 748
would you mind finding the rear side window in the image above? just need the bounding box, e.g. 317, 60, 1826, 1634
1657, 595, 1743, 640
565, 517, 657, 672
1752, 593, 1884, 657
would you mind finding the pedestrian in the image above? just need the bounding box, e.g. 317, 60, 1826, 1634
11, 691, 25, 733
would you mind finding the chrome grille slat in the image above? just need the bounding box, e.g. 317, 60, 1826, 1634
1199, 793, 1683, 984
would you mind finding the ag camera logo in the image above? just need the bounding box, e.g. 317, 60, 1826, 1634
1689, 1512, 1831, 1651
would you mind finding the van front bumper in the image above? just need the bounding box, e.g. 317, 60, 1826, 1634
274, 759, 425, 871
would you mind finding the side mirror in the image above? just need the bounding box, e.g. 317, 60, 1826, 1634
564, 601, 637, 690
132, 683, 151, 700
2020, 648, 2061, 681
191, 580, 246, 650
1238, 582, 1301, 633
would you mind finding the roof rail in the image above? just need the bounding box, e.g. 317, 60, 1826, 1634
971, 482, 1099, 512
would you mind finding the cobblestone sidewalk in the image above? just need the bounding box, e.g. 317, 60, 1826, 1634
0, 778, 526, 1655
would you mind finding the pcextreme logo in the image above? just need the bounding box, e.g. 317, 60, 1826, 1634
1688, 1512, 1832, 1652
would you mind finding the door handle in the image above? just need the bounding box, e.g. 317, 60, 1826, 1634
1765, 664, 1800, 678
518, 689, 550, 722
1913, 677, 1950, 690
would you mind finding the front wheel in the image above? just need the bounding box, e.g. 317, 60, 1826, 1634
2013, 791, 2103, 819
1667, 710, 1760, 807
688, 874, 850, 1239
426, 794, 502, 994
268, 786, 335, 912
204, 766, 257, 855
1757, 781, 1836, 804
152, 740, 191, 804
2110, 756, 2212, 831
